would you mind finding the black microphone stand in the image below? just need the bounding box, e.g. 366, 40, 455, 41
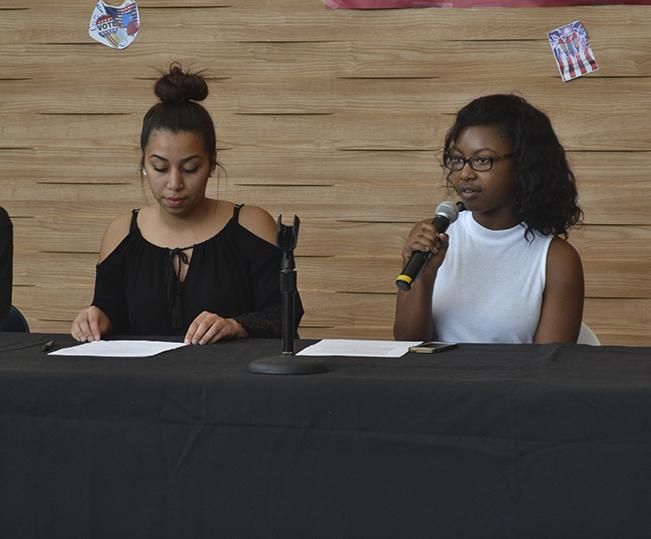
248, 215, 326, 375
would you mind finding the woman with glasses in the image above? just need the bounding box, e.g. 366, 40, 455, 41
394, 94, 584, 343
71, 64, 303, 344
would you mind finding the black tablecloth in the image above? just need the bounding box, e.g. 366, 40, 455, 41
1, 333, 650, 538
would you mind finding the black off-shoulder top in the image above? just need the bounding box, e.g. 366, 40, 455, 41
92, 204, 302, 338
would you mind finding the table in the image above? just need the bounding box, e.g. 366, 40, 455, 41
1, 333, 650, 538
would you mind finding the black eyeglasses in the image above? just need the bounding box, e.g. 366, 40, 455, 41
443, 153, 512, 172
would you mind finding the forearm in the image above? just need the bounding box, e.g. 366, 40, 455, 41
394, 272, 436, 341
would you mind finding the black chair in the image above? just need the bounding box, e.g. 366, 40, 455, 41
1, 206, 12, 331
5, 305, 29, 332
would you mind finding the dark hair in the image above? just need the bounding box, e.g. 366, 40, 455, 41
443, 94, 582, 239
141, 63, 217, 170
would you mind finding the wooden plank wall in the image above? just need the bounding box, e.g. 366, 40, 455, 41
1, 0, 650, 344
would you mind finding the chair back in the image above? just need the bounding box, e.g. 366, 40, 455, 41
577, 322, 600, 345
0, 206, 12, 329
5, 305, 29, 332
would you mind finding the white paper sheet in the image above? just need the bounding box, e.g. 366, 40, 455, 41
296, 339, 420, 358
48, 340, 187, 357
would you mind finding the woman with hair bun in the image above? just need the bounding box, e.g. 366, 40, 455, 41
394, 94, 584, 344
71, 64, 303, 344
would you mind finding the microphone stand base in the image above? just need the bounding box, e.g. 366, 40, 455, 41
248, 355, 327, 375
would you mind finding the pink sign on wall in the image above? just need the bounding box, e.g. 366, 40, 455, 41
326, 0, 651, 7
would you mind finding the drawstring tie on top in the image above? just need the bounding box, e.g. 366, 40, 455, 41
167, 247, 189, 330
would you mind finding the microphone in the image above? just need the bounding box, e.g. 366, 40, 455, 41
395, 201, 459, 291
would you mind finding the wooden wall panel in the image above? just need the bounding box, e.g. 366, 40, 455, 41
3, 4, 651, 42
3, 109, 651, 153
1, 0, 649, 345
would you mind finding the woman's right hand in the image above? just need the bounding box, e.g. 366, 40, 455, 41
401, 219, 450, 275
71, 306, 111, 342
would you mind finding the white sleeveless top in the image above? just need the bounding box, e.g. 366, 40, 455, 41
432, 211, 552, 343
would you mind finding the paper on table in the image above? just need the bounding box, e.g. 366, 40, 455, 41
296, 339, 421, 358
48, 340, 187, 357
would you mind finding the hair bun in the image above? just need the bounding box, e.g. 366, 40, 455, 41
154, 63, 208, 105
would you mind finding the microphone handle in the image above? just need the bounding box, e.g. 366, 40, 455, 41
395, 215, 451, 291
432, 214, 451, 235
395, 250, 431, 291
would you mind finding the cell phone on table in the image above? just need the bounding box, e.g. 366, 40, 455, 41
409, 341, 458, 353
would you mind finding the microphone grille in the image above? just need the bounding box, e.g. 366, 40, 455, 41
435, 201, 459, 223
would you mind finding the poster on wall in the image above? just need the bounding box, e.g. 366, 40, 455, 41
89, 0, 140, 49
326, 0, 651, 7
548, 21, 598, 82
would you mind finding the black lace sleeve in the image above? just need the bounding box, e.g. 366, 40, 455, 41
232, 234, 304, 339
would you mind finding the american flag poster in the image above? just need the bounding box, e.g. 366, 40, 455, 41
548, 21, 598, 82
89, 0, 140, 50
326, 0, 651, 6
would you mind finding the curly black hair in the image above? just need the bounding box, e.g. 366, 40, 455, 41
443, 94, 582, 239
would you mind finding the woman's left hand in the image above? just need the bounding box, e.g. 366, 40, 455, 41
184, 311, 248, 345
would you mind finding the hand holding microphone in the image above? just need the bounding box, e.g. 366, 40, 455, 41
395, 201, 459, 290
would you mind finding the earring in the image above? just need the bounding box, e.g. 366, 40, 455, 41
142, 169, 148, 176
